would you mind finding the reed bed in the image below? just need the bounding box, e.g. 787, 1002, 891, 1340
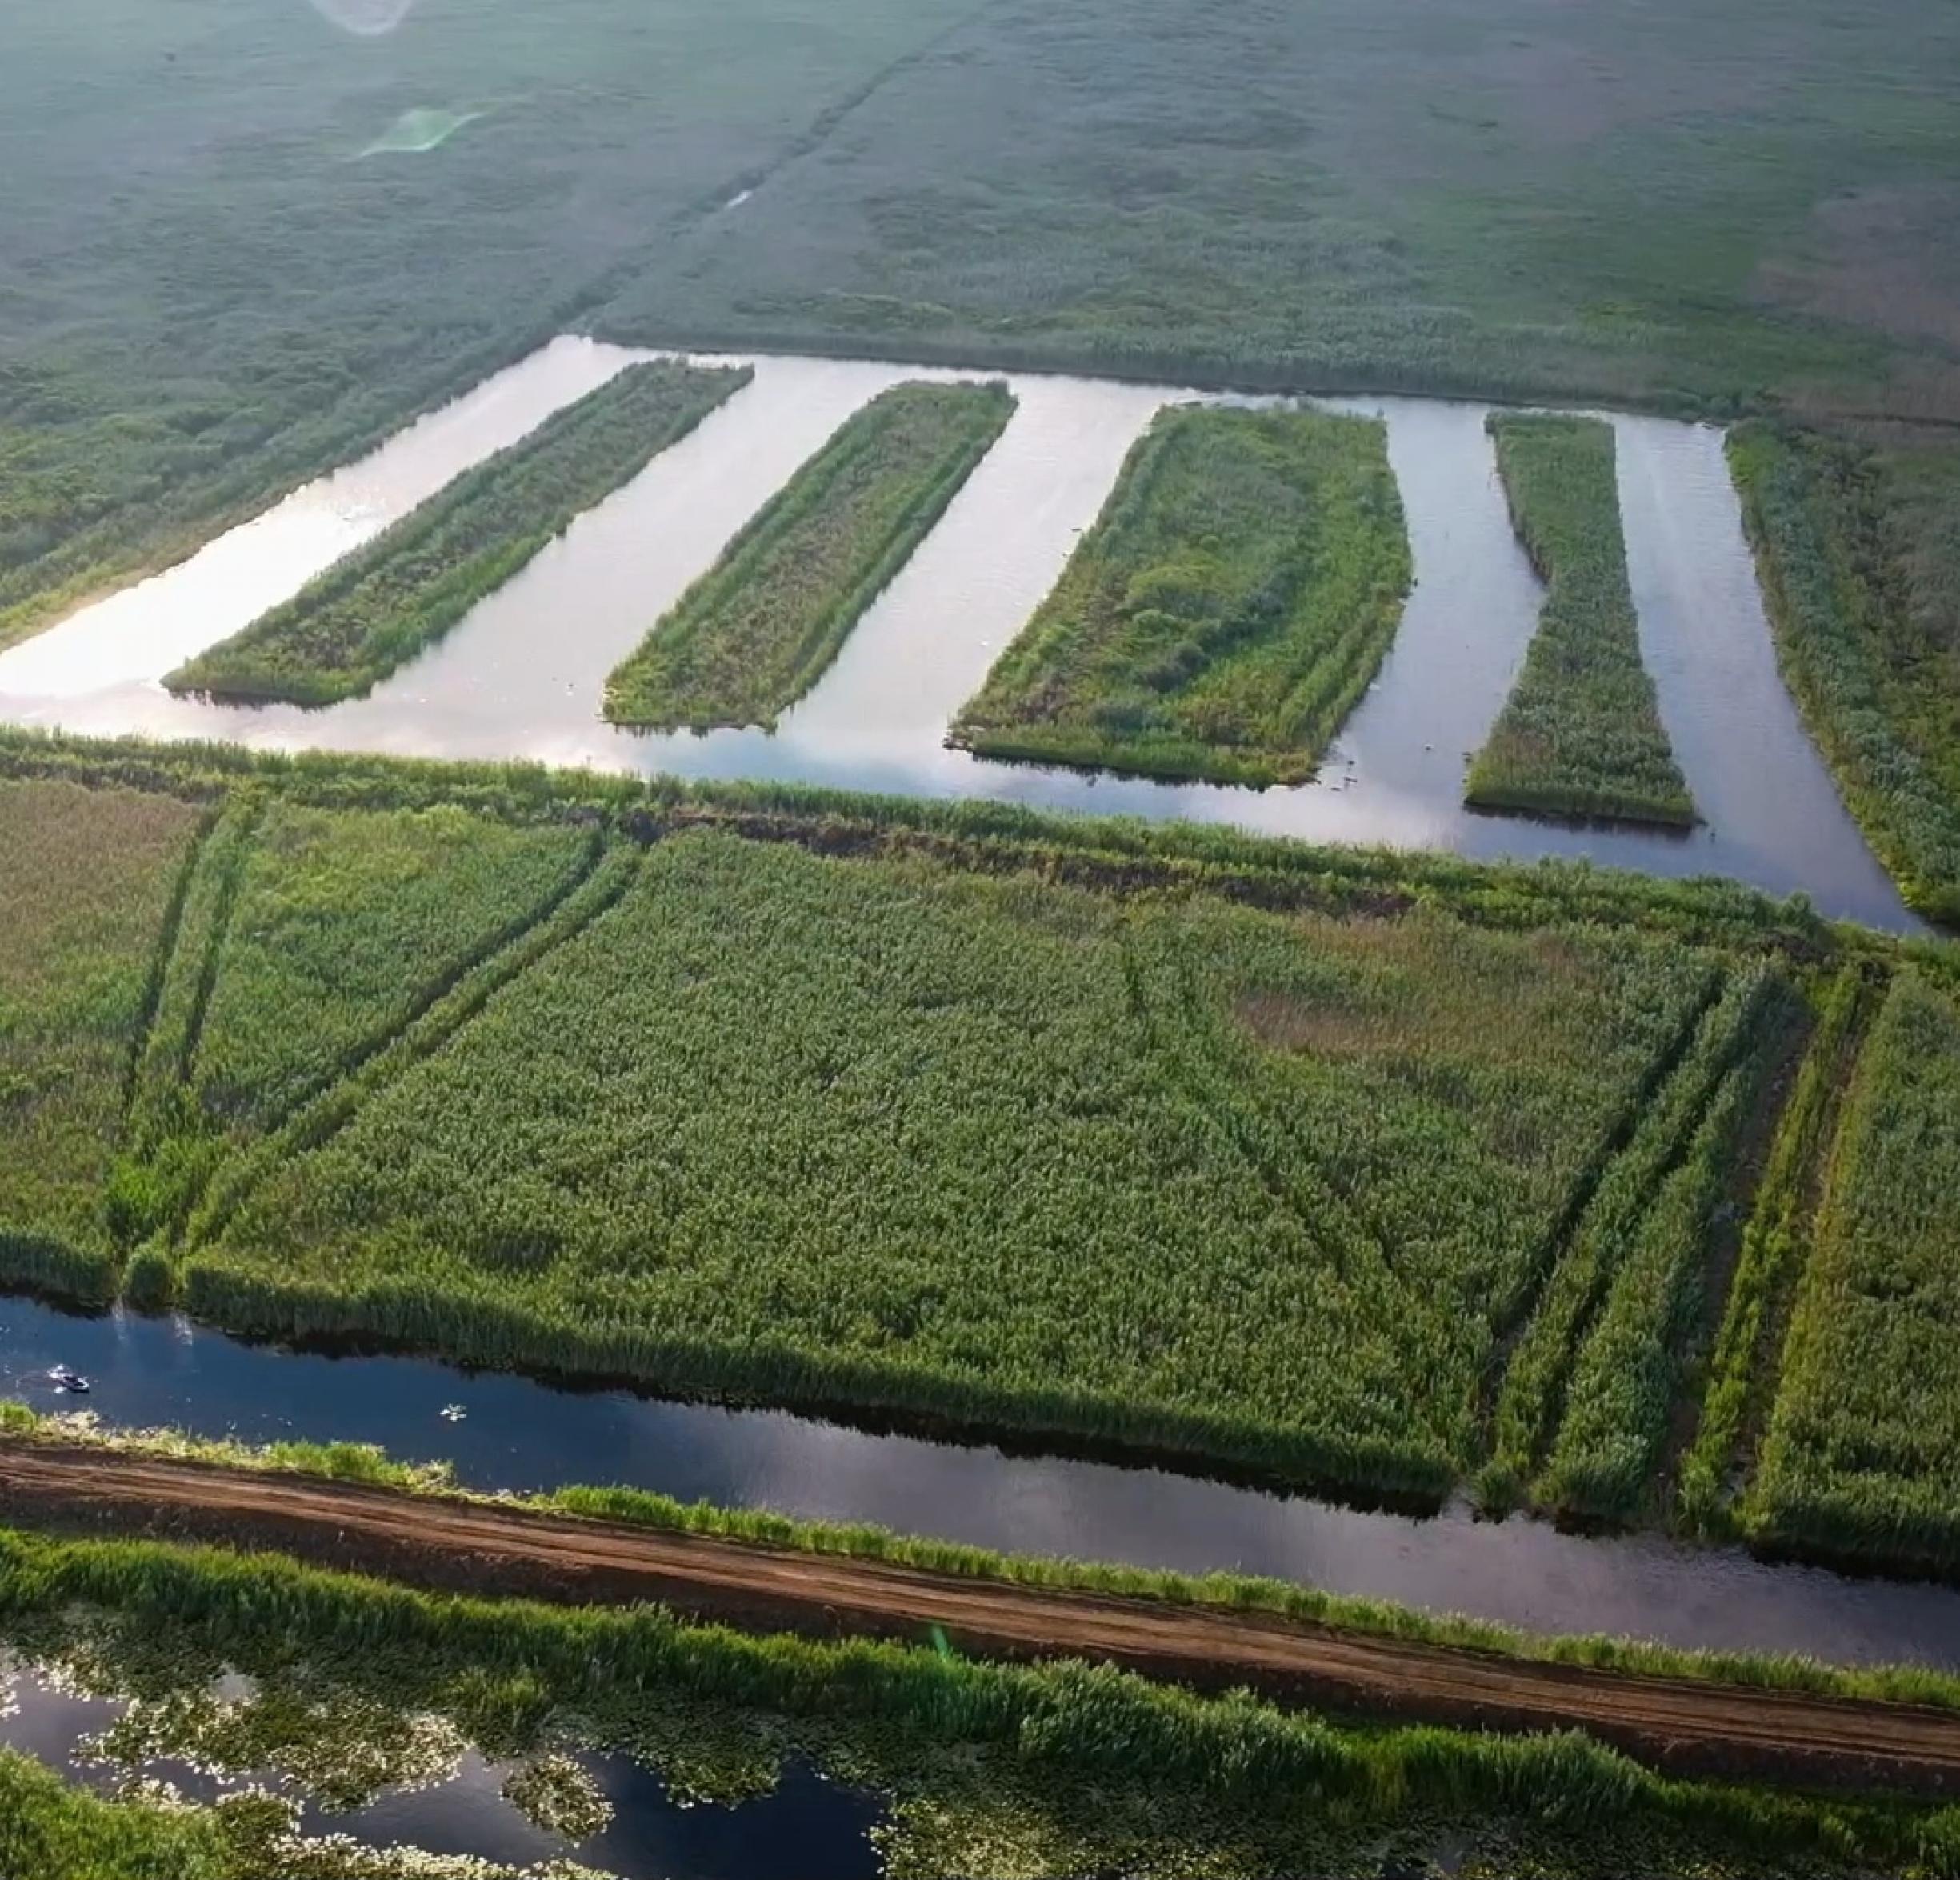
6, 733, 1946, 1537
1727, 422, 1960, 927
1678, 967, 1876, 1534
603, 379, 1014, 730
1466, 414, 1696, 827
168, 360, 750, 706
1538, 980, 1795, 1523
1749, 972, 1960, 1572
0, 778, 203, 1298
189, 830, 1717, 1502
950, 404, 1411, 784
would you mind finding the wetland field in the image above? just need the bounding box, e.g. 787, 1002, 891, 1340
8, 0, 1960, 1872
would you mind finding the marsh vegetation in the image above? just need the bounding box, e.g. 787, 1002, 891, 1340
950, 405, 1411, 784
1730, 423, 1960, 926
602, 380, 1014, 730
168, 362, 750, 706
1467, 415, 1696, 828
5, 733, 1954, 1565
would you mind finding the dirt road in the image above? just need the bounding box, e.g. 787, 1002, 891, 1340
3, 1438, 1956, 1793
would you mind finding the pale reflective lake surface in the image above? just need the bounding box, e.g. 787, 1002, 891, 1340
0, 339, 1917, 931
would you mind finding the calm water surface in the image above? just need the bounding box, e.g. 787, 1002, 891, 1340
4, 1297, 1960, 1674
0, 340, 1918, 932
0, 1666, 882, 1880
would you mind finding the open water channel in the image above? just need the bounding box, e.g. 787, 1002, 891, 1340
0, 340, 1944, 1873
0, 335, 1918, 930
10, 1285, 1960, 1871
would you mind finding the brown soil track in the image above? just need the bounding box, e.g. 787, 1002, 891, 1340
6, 1439, 1960, 1794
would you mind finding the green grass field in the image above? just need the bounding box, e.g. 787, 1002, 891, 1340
950, 405, 1411, 785
603, 379, 1014, 730
168, 360, 750, 705
1466, 414, 1696, 828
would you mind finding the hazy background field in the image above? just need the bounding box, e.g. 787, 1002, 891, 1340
6, 0, 1959, 674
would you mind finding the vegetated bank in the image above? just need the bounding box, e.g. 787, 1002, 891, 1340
1743, 970, 1960, 1576
1466, 414, 1696, 827
19, 1422, 1960, 1790
0, 1746, 578, 1880
602, 379, 1014, 730
948, 403, 1412, 785
0, 1523, 1953, 1880
1728, 422, 1960, 929
166, 360, 751, 706
2, 730, 1956, 1570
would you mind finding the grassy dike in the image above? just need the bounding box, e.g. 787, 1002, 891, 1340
0, 1518, 1955, 1879
8, 1406, 1960, 1719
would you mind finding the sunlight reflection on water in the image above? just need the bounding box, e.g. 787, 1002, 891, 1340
307, 0, 414, 37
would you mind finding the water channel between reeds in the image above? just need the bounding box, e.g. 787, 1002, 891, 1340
0, 337, 1918, 933
3, 1295, 1959, 1676
0, 1660, 883, 1880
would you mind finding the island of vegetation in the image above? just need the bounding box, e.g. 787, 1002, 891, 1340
602, 379, 1014, 730
949, 403, 1412, 785
2, 730, 1956, 1585
166, 360, 751, 706
1729, 422, 1960, 926
1466, 414, 1697, 827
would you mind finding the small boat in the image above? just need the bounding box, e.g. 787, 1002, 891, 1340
47, 1366, 90, 1395
438, 1403, 466, 1422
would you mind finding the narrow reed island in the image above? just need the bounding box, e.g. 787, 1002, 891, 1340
169, 359, 750, 706
1466, 414, 1696, 827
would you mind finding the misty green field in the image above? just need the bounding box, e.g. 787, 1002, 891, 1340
6, 0, 1960, 645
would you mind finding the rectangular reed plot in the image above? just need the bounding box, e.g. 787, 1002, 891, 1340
166, 360, 752, 707
113, 798, 596, 1260
0, 778, 204, 1297
603, 380, 1015, 731
950, 405, 1412, 786
1466, 415, 1696, 828
185, 833, 1715, 1502
1747, 970, 1960, 1572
